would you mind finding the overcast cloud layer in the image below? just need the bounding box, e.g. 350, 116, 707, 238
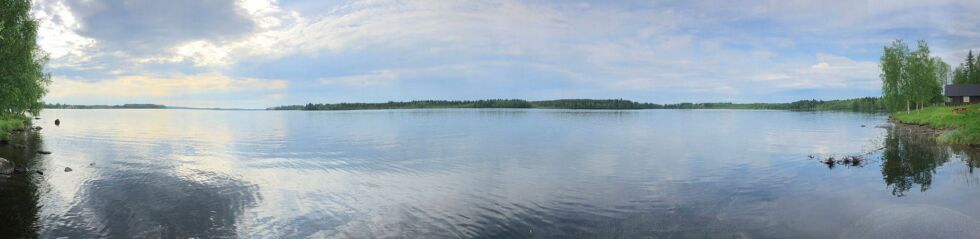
33, 0, 980, 108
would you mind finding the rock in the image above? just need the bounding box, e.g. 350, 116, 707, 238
33, 126, 42, 131
54, 119, 60, 126
14, 166, 27, 174
36, 171, 43, 175
0, 139, 8, 145
37, 150, 51, 155
89, 162, 95, 166
34, 117, 40, 120
861, 124, 866, 127
0, 157, 13, 175
64, 167, 72, 172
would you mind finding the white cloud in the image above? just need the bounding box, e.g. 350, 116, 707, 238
320, 70, 397, 87
32, 0, 980, 104
757, 53, 880, 90
48, 73, 287, 98
32, 0, 96, 67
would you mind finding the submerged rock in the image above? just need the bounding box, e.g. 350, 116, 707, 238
37, 150, 51, 155
0, 157, 13, 174
54, 119, 60, 126
33, 126, 42, 131
64, 167, 72, 172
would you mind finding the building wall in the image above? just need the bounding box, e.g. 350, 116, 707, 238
949, 96, 980, 105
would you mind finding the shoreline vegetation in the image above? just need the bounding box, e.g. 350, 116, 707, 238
44, 103, 167, 109
266, 97, 887, 112
891, 104, 980, 145
877, 40, 980, 146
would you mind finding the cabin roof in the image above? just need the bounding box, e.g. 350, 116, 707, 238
945, 84, 980, 96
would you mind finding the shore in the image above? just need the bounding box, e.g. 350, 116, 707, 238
891, 104, 980, 145
0, 118, 26, 141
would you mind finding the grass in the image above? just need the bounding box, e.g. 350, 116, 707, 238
0, 117, 26, 140
891, 104, 980, 145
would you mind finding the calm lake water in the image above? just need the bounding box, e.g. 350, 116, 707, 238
2, 109, 980, 238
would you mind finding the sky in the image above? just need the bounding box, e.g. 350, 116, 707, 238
31, 0, 980, 108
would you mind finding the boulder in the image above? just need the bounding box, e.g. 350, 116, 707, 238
0, 157, 13, 175
64, 167, 72, 172
54, 119, 60, 126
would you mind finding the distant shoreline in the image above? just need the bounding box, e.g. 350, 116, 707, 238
44, 97, 888, 112
267, 98, 887, 112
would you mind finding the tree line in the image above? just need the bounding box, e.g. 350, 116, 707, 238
268, 98, 887, 112
1, 0, 49, 119
44, 103, 167, 109
272, 99, 535, 111
879, 40, 949, 112
953, 50, 980, 84
657, 98, 885, 111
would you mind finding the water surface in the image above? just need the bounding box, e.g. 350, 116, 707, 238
2, 109, 980, 238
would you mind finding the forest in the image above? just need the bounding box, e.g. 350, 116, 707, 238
268, 98, 886, 112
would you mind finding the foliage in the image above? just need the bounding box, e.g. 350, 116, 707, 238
269, 98, 886, 112
891, 104, 980, 145
0, 117, 25, 140
659, 97, 886, 112
0, 0, 50, 118
952, 50, 980, 84
271, 99, 534, 111
879, 40, 947, 112
532, 99, 655, 109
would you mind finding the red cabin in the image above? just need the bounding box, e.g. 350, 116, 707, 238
946, 84, 980, 105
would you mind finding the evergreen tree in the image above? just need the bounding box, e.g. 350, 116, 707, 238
968, 50, 977, 83
954, 65, 967, 84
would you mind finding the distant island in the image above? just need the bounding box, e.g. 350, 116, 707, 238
267, 97, 886, 112
44, 103, 167, 109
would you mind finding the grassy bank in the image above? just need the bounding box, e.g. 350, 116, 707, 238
0, 117, 26, 140
891, 104, 980, 145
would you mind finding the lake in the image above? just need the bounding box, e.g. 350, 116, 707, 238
2, 109, 980, 238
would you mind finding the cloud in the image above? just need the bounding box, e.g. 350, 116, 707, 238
752, 53, 880, 90
62, 0, 256, 54
48, 73, 286, 99
319, 70, 397, 87
31, 0, 96, 67
32, 0, 980, 106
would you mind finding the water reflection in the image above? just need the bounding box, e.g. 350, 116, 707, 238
0, 130, 44, 238
877, 126, 980, 196
44, 169, 259, 238
12, 109, 980, 237
880, 126, 948, 196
